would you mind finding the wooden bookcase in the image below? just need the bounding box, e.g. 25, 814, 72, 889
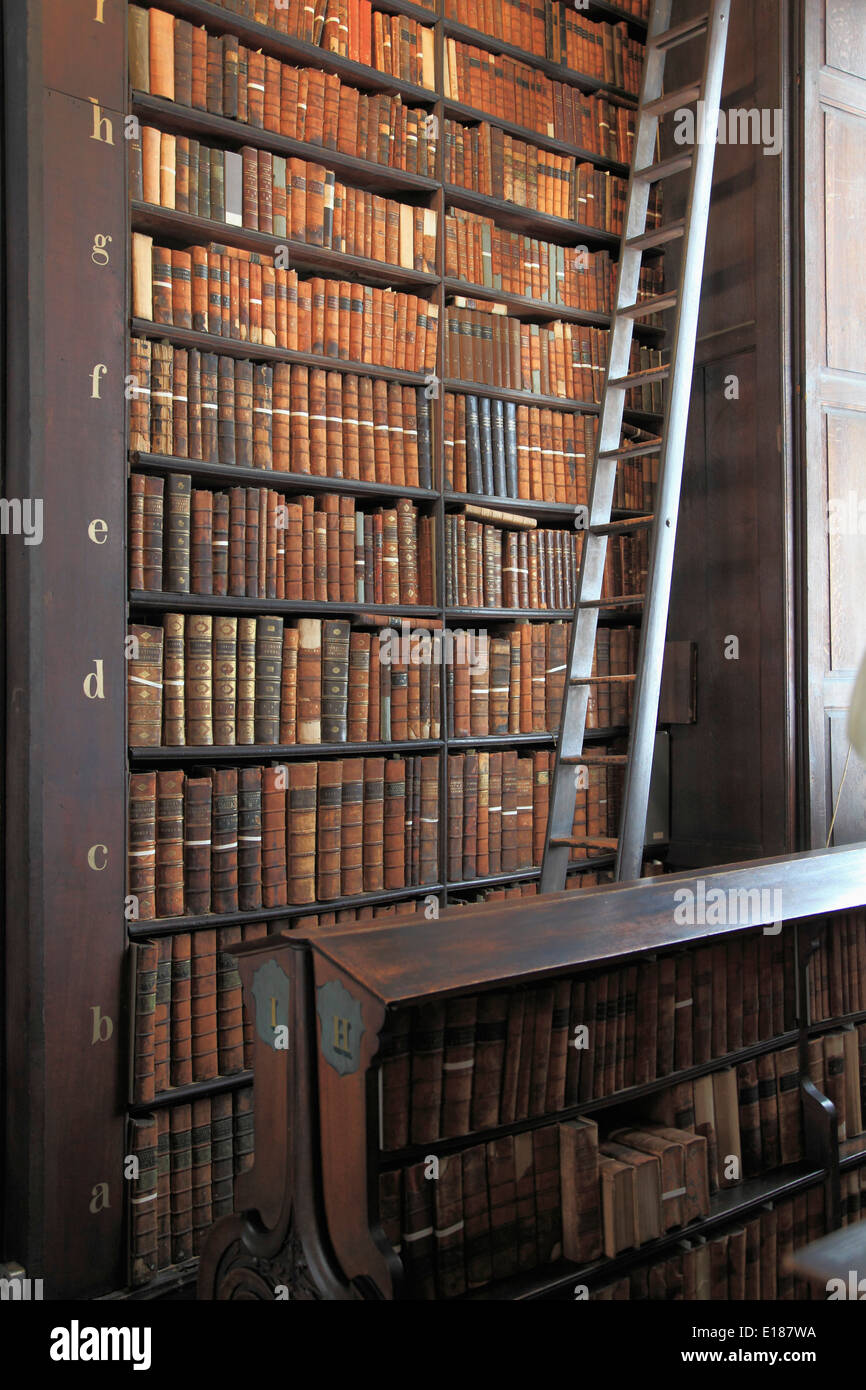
3, 0, 667, 1300
199, 845, 866, 1300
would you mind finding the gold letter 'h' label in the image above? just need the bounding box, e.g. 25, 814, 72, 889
333, 1016, 351, 1056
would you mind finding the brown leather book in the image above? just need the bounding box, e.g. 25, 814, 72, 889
189, 1096, 213, 1256
316, 758, 343, 901
379, 1008, 411, 1151
362, 756, 385, 892
321, 619, 350, 743
419, 755, 438, 885
736, 1058, 763, 1177
169, 933, 192, 1086
296, 617, 322, 745
148, 340, 173, 458
152, 936, 172, 1095
559, 1116, 602, 1263
279, 625, 299, 744
383, 757, 406, 889
165, 472, 191, 593
190, 488, 213, 596
130, 941, 158, 1106
129, 1114, 158, 1286
487, 1135, 519, 1280
129, 336, 152, 456
254, 616, 282, 745
340, 756, 364, 897
155, 770, 184, 919
190, 928, 218, 1082
288, 762, 317, 904
462, 1142, 493, 1289
409, 1000, 446, 1143
440, 994, 477, 1138
400, 1161, 436, 1299
182, 776, 212, 915
237, 766, 263, 912
347, 632, 370, 743
148, 7, 175, 101
128, 624, 164, 748
185, 615, 213, 745
236, 617, 256, 744
259, 763, 287, 908
210, 1092, 235, 1219
210, 767, 239, 914
216, 925, 245, 1074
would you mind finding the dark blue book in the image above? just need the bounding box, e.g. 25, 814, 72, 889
504, 402, 519, 498
491, 399, 507, 497
465, 394, 483, 494
479, 396, 495, 496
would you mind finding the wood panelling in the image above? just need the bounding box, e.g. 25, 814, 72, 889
799, 0, 866, 848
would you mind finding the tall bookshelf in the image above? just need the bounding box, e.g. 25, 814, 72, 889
4, 0, 666, 1300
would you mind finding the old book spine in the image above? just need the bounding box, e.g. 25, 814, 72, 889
384, 757, 406, 888
166, 472, 192, 592
279, 625, 299, 744
236, 617, 256, 744
321, 619, 350, 743
128, 624, 164, 748
296, 617, 323, 744
185, 614, 213, 745
170, 933, 193, 1086
441, 995, 478, 1138
410, 1001, 446, 1143
379, 1008, 412, 1152
316, 758, 343, 901
129, 1114, 158, 1286
288, 762, 317, 903
183, 776, 212, 915
161, 613, 185, 746
131, 941, 158, 1106
189, 1096, 213, 1255
254, 615, 283, 744
191, 928, 218, 1082
237, 766, 263, 911
156, 770, 185, 919
362, 756, 385, 892
261, 763, 288, 908
210, 767, 239, 913
216, 926, 245, 1074
340, 756, 364, 897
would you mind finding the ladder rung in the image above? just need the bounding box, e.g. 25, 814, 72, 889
598, 439, 661, 462
641, 83, 702, 120
618, 292, 678, 320
626, 219, 686, 253
610, 364, 670, 389
568, 675, 637, 686
648, 13, 709, 52
634, 152, 694, 182
561, 753, 630, 766
550, 837, 619, 850
579, 595, 645, 610
590, 515, 654, 536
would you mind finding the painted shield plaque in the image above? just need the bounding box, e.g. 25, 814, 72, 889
317, 978, 365, 1076
251, 958, 290, 1050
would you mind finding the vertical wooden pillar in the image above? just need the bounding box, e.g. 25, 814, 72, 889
3, 0, 127, 1296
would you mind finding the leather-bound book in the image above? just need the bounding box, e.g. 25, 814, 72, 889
183, 776, 212, 915
170, 933, 193, 1086
170, 249, 192, 330
279, 625, 299, 744
190, 928, 218, 1082
197, 353, 218, 461
130, 941, 158, 1105
362, 756, 385, 892
189, 1096, 213, 1255
296, 617, 322, 744
190, 21, 207, 109
545, 976, 572, 1113
487, 1136, 519, 1280
316, 758, 343, 901
165, 472, 191, 593
235, 617, 256, 745
471, 991, 508, 1132
190, 488, 213, 596
237, 767, 263, 911
184, 615, 213, 745
210, 767, 239, 914
335, 755, 363, 897
170, 347, 189, 457
446, 751, 463, 882
487, 750, 502, 874
433, 1154, 465, 1298
419, 755, 438, 885
153, 936, 172, 1094
383, 757, 407, 889
210, 1093, 235, 1219
260, 763, 288, 908
244, 487, 260, 598
133, 232, 154, 321
128, 624, 164, 748
254, 616, 282, 744
233, 1087, 255, 1182
129, 1115, 158, 1286
288, 762, 318, 904
216, 926, 245, 1073
149, 340, 173, 458
462, 1143, 493, 1289
409, 1000, 446, 1143
321, 619, 350, 743
148, 7, 175, 101
347, 632, 370, 743
559, 1116, 602, 1263
249, 362, 270, 469
736, 1058, 763, 1177
401, 1162, 436, 1299
129, 337, 152, 455
216, 355, 236, 467
156, 770, 185, 919
379, 1008, 411, 1151
128, 5, 150, 92
154, 1110, 171, 1269
440, 994, 477, 1137
212, 494, 229, 596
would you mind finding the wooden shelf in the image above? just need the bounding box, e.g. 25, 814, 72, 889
132, 454, 436, 502
128, 1071, 254, 1117
151, 0, 439, 105
129, 739, 442, 764
444, 493, 653, 523
444, 607, 577, 621
131, 202, 438, 292
443, 19, 639, 109
447, 857, 615, 894
447, 728, 629, 747
131, 319, 428, 383
443, 182, 621, 251
127, 884, 443, 940
131, 93, 439, 196
129, 592, 441, 619
462, 1164, 826, 1301
443, 276, 616, 328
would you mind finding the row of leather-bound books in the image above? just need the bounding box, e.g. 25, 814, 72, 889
378, 925, 800, 1148
129, 473, 436, 605
443, 0, 649, 85
445, 306, 663, 405
128, 1095, 253, 1285
128, 757, 440, 918
445, 208, 664, 312
446, 749, 623, 882
443, 119, 661, 229
443, 34, 643, 128
133, 4, 436, 96
445, 104, 634, 182
444, 395, 657, 511
445, 622, 637, 738
443, 515, 648, 610
132, 125, 438, 274
131, 233, 440, 371
127, 616, 443, 748
129, 340, 434, 486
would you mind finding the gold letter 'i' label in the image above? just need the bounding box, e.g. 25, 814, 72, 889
94, 0, 107, 21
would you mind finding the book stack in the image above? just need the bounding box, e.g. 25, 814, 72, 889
139, 2, 436, 87
592, 1191, 826, 1300
128, 1092, 254, 1284
444, 517, 647, 609
128, 757, 440, 918
127, 616, 443, 748
445, 622, 638, 737
132, 233, 440, 369
444, 34, 645, 128
133, 126, 438, 273
129, 340, 434, 486
131, 7, 437, 176
445, 121, 664, 230
129, 474, 437, 605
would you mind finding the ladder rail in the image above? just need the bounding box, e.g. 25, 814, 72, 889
616, 0, 731, 882
540, 0, 731, 894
